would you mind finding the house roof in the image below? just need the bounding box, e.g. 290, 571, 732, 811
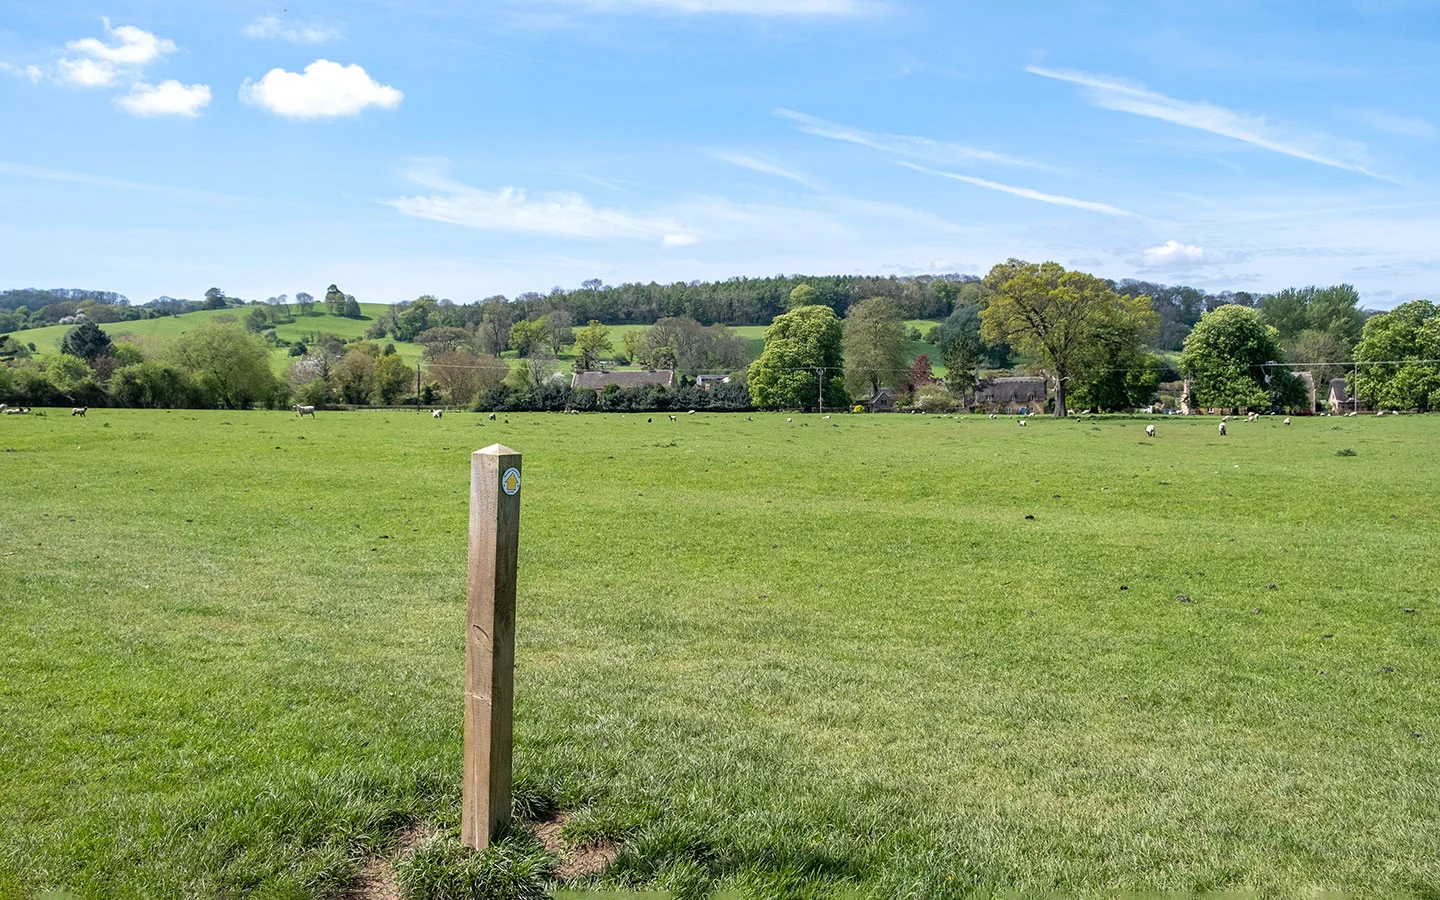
975, 376, 1047, 403
1329, 377, 1351, 402
571, 369, 674, 390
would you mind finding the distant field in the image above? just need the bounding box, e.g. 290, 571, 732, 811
15, 312, 948, 384
13, 304, 421, 374
1, 409, 1436, 899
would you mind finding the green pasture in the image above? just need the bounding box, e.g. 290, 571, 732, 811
2, 410, 1436, 899
12, 304, 422, 375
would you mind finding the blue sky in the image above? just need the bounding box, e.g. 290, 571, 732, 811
2, 1, 1438, 308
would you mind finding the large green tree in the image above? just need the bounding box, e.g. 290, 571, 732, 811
1350, 300, 1440, 411
747, 304, 847, 410
165, 320, 284, 409
1181, 305, 1296, 411
979, 259, 1155, 417
841, 297, 908, 398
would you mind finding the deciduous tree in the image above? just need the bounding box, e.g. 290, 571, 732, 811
572, 320, 612, 371
980, 260, 1155, 417
748, 304, 847, 410
1180, 304, 1289, 411
1351, 300, 1440, 411
842, 297, 908, 398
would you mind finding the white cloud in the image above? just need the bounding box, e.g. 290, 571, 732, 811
711, 151, 817, 188
388, 160, 694, 247
57, 57, 120, 87
562, 0, 880, 14
240, 60, 402, 118
899, 162, 1137, 217
244, 16, 342, 44
53, 21, 183, 90
1027, 66, 1383, 179
67, 22, 177, 66
777, 108, 1041, 169
1142, 240, 1206, 267
0, 62, 44, 83
116, 81, 211, 118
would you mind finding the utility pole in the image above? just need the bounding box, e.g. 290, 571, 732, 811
815, 366, 824, 415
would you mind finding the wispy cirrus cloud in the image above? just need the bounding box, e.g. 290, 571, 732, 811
1027, 66, 1384, 179
388, 159, 697, 248
711, 151, 818, 188
244, 16, 342, 44
899, 162, 1136, 217
1348, 109, 1438, 141
777, 108, 1041, 169
552, 0, 883, 15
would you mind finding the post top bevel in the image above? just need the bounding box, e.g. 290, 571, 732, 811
475, 443, 519, 457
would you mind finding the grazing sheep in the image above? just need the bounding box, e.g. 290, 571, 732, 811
72, 407, 87, 417
746, 416, 753, 421
823, 415, 831, 420
1018, 420, 1027, 427
668, 415, 677, 421
488, 412, 496, 421
0, 404, 6, 412
688, 410, 696, 415
989, 414, 997, 419
786, 417, 792, 423
431, 409, 443, 419
294, 404, 316, 418
1377, 410, 1385, 417
1284, 417, 1291, 425
1145, 424, 1156, 437
1218, 422, 1227, 435
3, 408, 20, 416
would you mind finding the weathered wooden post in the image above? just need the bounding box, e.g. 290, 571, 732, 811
462, 443, 522, 850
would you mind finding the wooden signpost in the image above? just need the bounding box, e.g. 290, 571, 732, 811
462, 444, 522, 850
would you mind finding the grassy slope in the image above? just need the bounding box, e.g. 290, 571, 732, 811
15, 304, 421, 375
1, 410, 1436, 899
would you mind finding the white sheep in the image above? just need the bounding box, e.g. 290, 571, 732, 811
1018, 420, 1027, 427
668, 414, 677, 421
687, 410, 696, 415
1218, 422, 1227, 435
823, 414, 831, 419
294, 404, 316, 418
431, 409, 443, 418
786, 417, 792, 422
1284, 417, 1291, 425
488, 412, 496, 420
989, 414, 997, 419
1145, 424, 1155, 437
71, 407, 87, 417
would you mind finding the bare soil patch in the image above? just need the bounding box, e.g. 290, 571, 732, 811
532, 811, 620, 879
346, 823, 433, 900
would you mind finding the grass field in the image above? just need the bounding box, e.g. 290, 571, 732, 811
12, 304, 423, 375
2, 410, 1437, 900
15, 314, 946, 383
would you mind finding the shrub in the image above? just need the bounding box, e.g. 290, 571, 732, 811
1336, 448, 1358, 457
914, 384, 954, 414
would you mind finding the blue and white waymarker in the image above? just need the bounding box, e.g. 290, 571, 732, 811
502, 468, 521, 496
